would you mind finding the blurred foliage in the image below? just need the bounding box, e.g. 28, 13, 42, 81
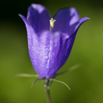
0, 0, 103, 103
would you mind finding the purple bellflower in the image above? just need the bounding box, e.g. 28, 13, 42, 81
19, 4, 89, 79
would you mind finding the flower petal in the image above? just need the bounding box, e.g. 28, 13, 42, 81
45, 32, 70, 78
28, 31, 52, 78
73, 17, 90, 33
53, 7, 79, 34
60, 17, 90, 68
27, 4, 50, 33
53, 17, 90, 75
19, 14, 37, 47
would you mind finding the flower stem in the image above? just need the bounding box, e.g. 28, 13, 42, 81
45, 88, 51, 103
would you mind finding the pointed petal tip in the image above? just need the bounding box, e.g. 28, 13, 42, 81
19, 14, 26, 17
19, 14, 24, 18
31, 3, 43, 7
71, 16, 89, 35
81, 17, 90, 22
31, 3, 41, 6
31, 3, 35, 7
87, 17, 90, 19
30, 3, 45, 13
19, 14, 29, 24
70, 7, 77, 11
84, 17, 90, 20
78, 17, 90, 26
18, 14, 23, 18
31, 3, 34, 5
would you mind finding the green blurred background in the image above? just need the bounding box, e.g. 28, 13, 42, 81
0, 0, 103, 103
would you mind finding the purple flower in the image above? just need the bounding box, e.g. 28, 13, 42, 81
19, 4, 89, 79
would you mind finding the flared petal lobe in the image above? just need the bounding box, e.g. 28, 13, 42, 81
61, 17, 90, 64
53, 7, 79, 35
51, 17, 90, 76
73, 17, 90, 33
27, 4, 50, 33
19, 14, 37, 49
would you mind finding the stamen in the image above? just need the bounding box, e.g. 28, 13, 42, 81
49, 18, 56, 31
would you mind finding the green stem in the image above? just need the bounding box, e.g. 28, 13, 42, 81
45, 88, 51, 103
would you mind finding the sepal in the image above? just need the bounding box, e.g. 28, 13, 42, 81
13, 73, 39, 77
56, 64, 81, 77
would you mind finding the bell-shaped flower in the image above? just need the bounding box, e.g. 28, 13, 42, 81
19, 4, 89, 79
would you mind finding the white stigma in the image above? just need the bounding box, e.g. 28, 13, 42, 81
49, 18, 56, 30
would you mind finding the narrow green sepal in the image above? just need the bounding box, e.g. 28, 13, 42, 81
13, 73, 39, 77
56, 64, 81, 77
31, 78, 44, 90
52, 78, 71, 90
